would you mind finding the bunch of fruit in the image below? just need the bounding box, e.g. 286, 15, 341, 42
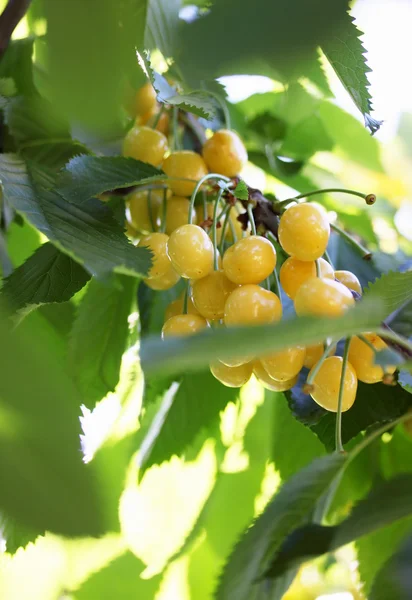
122, 81, 396, 416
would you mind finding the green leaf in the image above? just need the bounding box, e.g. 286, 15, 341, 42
280, 114, 334, 160
74, 551, 162, 599
233, 180, 249, 201
0, 243, 91, 319
0, 78, 17, 97
4, 96, 88, 170
311, 381, 412, 451
364, 270, 412, 316
369, 533, 412, 600
0, 38, 35, 95
319, 101, 383, 171
0, 154, 152, 278
150, 70, 217, 119
1, 516, 43, 554
262, 473, 412, 582
0, 301, 105, 537
321, 11, 382, 133
43, 0, 148, 131
215, 453, 345, 600
178, 0, 350, 85
57, 155, 164, 205
145, 0, 180, 59
271, 392, 324, 481
357, 520, 412, 597
69, 275, 137, 408
140, 370, 239, 470
141, 298, 384, 376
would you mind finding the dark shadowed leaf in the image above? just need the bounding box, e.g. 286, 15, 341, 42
57, 155, 164, 205
215, 453, 345, 600
69, 275, 137, 408
369, 533, 412, 600
0, 38, 35, 95
0, 243, 90, 318
311, 381, 412, 451
1, 516, 43, 554
145, 0, 180, 58
140, 370, 239, 470
0, 302, 106, 537
0, 154, 152, 278
321, 11, 382, 133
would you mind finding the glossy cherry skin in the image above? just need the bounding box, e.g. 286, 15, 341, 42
210, 360, 253, 388
202, 129, 248, 177
280, 256, 334, 299
294, 277, 355, 317
161, 314, 208, 339
348, 333, 396, 383
278, 203, 330, 261
123, 126, 168, 166
222, 235, 277, 285
162, 151, 208, 197
167, 224, 214, 280
309, 356, 357, 412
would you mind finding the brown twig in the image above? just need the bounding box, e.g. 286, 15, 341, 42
0, 0, 32, 59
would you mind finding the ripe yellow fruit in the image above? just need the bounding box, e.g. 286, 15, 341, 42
278, 203, 330, 261
294, 277, 355, 317
210, 360, 253, 388
165, 196, 196, 235
261, 346, 306, 381
167, 224, 214, 279
139, 232, 172, 279
162, 151, 208, 197
202, 129, 248, 177
144, 266, 180, 290
279, 257, 334, 299
161, 314, 208, 339
334, 270, 362, 295
165, 294, 200, 321
125, 220, 139, 240
123, 126, 168, 166
253, 361, 298, 392
191, 270, 237, 320
224, 285, 282, 326
303, 343, 335, 369
348, 333, 396, 383
222, 235, 277, 285
134, 82, 157, 116
127, 188, 169, 233
309, 356, 357, 412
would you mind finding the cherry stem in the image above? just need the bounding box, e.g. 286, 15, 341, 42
358, 334, 378, 353
219, 205, 231, 255
247, 204, 257, 236
202, 190, 208, 221
172, 106, 181, 151
147, 189, 156, 232
323, 249, 335, 270
306, 340, 336, 385
212, 189, 224, 270
160, 188, 168, 233
188, 173, 231, 225
151, 103, 166, 129
272, 268, 282, 306
275, 187, 371, 208
377, 327, 412, 356
330, 223, 372, 260
315, 259, 322, 278
335, 338, 351, 454
183, 281, 190, 314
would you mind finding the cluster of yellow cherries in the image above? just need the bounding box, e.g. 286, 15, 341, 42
123, 82, 396, 414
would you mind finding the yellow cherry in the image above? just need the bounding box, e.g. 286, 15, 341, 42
162, 151, 208, 197
123, 126, 168, 166
161, 314, 208, 339
165, 294, 200, 321
294, 277, 355, 317
278, 203, 330, 261
210, 360, 253, 388
139, 232, 172, 279
191, 270, 237, 321
165, 196, 196, 235
222, 235, 277, 285
280, 256, 334, 299
224, 284, 282, 326
309, 356, 357, 412
261, 346, 306, 381
348, 333, 397, 384
202, 129, 248, 177
167, 224, 214, 280
334, 270, 362, 295
253, 361, 298, 391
